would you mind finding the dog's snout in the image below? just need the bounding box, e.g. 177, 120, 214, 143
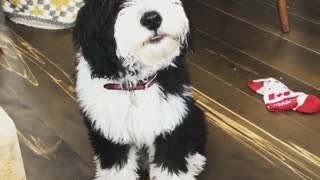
140, 11, 162, 31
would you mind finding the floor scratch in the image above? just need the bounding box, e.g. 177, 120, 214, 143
17, 131, 62, 160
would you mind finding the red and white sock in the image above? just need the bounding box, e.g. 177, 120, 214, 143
248, 78, 320, 114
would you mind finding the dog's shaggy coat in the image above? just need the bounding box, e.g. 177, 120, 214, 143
73, 0, 207, 179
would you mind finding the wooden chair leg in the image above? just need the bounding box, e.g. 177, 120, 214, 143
278, 0, 290, 33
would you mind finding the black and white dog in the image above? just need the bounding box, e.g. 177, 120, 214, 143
73, 0, 207, 179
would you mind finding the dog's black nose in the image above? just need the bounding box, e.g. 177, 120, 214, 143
140, 11, 162, 31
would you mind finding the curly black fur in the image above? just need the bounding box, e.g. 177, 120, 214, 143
74, 0, 207, 179
73, 0, 125, 79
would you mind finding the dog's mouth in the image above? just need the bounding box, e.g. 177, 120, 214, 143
149, 34, 165, 43
143, 33, 172, 45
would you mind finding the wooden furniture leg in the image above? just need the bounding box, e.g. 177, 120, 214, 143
278, 0, 290, 33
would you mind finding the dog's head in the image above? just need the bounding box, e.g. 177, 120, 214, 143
74, 0, 191, 78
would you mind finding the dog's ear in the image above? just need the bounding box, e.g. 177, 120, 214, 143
73, 0, 121, 78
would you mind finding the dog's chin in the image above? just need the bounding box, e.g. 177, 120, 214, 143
136, 37, 181, 66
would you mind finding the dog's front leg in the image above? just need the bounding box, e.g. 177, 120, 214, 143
149, 107, 207, 180
149, 133, 206, 180
94, 146, 139, 180
85, 120, 139, 180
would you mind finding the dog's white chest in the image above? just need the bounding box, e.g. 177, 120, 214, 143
76, 60, 187, 145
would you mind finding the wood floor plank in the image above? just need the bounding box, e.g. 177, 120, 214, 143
0, 25, 94, 168
199, 122, 296, 180
198, 0, 320, 54
194, 88, 320, 180
262, 0, 320, 22
190, 29, 320, 111
188, 57, 320, 149
191, 0, 320, 95
5, 22, 76, 75
188, 25, 320, 167
0, 87, 94, 180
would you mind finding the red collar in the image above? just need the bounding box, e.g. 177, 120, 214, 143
104, 75, 157, 91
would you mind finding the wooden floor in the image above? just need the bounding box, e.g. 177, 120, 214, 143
1, 0, 320, 179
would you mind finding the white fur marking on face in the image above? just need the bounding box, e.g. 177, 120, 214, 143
149, 153, 206, 180
94, 148, 139, 180
114, 0, 189, 67
76, 57, 188, 146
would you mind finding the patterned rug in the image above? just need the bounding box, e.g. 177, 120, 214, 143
2, 0, 84, 29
